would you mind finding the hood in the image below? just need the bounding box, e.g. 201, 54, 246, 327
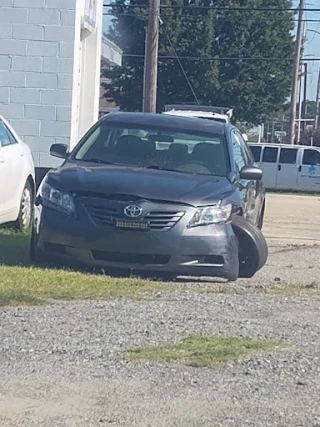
47, 162, 234, 206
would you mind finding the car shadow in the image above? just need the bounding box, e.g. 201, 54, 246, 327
0, 228, 31, 267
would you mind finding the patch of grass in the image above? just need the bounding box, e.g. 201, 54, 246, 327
126, 335, 281, 368
0, 229, 168, 306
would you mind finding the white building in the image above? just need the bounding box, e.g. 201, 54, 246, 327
0, 0, 122, 180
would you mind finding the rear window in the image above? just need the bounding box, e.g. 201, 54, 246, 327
303, 149, 320, 165
72, 122, 230, 177
262, 147, 278, 163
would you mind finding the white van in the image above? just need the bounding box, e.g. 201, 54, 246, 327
248, 143, 320, 192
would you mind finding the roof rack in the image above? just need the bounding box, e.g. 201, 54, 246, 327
164, 104, 233, 117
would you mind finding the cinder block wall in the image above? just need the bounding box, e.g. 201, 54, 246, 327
0, 0, 76, 168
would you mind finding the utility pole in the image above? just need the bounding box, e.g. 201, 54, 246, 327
288, 0, 305, 144
302, 62, 308, 134
315, 69, 320, 130
142, 0, 160, 113
297, 67, 303, 143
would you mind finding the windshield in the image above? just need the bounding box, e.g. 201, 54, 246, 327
72, 123, 229, 176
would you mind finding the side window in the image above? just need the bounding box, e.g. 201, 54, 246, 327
249, 145, 262, 163
0, 121, 12, 147
262, 147, 278, 163
3, 124, 17, 145
279, 148, 298, 164
231, 131, 246, 172
302, 149, 320, 165
235, 131, 254, 165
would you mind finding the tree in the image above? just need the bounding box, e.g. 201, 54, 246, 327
105, 0, 219, 111
104, 0, 295, 123
211, 0, 295, 123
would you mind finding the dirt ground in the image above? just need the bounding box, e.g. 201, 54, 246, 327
263, 192, 320, 246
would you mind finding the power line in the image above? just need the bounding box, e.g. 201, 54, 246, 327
123, 54, 320, 61
162, 25, 199, 104
103, 12, 320, 22
103, 4, 320, 12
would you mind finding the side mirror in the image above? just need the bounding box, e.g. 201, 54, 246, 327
240, 165, 263, 181
50, 143, 69, 159
242, 133, 249, 142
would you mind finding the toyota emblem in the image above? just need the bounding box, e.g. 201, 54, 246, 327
124, 205, 143, 218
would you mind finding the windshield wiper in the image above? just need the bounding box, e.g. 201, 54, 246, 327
146, 165, 189, 174
80, 158, 118, 165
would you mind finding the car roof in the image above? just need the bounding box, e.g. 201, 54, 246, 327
101, 112, 227, 135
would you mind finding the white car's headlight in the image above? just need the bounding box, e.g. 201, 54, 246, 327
187, 204, 232, 228
40, 182, 76, 216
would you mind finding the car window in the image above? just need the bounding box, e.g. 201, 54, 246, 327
302, 149, 320, 165
235, 130, 254, 165
249, 146, 262, 162
72, 122, 230, 177
231, 131, 246, 171
262, 147, 278, 163
0, 121, 12, 147
3, 123, 18, 145
279, 148, 298, 164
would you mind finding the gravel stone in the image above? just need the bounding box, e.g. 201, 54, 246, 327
1, 244, 320, 426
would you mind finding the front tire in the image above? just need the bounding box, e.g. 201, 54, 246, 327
14, 180, 34, 231
232, 215, 268, 279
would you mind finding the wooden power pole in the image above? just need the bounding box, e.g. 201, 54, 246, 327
315, 69, 320, 130
302, 62, 308, 134
288, 0, 305, 144
142, 0, 160, 113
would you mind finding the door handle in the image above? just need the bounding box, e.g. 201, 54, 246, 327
278, 164, 281, 171
298, 165, 302, 172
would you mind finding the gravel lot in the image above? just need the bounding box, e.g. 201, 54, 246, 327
1, 193, 320, 427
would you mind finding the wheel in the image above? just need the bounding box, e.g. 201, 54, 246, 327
14, 180, 34, 231
231, 215, 268, 279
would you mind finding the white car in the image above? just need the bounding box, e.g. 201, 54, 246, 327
0, 115, 35, 230
163, 105, 233, 123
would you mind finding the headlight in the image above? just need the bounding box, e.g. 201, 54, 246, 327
187, 204, 232, 228
39, 182, 76, 216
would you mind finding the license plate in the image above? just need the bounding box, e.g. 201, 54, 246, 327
115, 220, 150, 231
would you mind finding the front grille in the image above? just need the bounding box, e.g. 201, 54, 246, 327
85, 204, 184, 231
145, 211, 185, 230
92, 250, 170, 265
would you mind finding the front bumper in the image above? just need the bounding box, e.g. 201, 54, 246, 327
33, 205, 239, 280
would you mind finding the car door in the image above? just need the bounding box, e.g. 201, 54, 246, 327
297, 148, 320, 192
231, 130, 259, 225
260, 146, 279, 189
0, 120, 24, 219
276, 146, 299, 191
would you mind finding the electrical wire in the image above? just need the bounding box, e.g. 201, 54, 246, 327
162, 24, 200, 104
103, 12, 320, 22
103, 4, 320, 12
122, 54, 320, 61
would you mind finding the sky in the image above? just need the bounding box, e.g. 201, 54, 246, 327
103, 1, 320, 101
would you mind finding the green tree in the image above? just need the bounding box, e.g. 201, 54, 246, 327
104, 0, 295, 123
105, 0, 219, 111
